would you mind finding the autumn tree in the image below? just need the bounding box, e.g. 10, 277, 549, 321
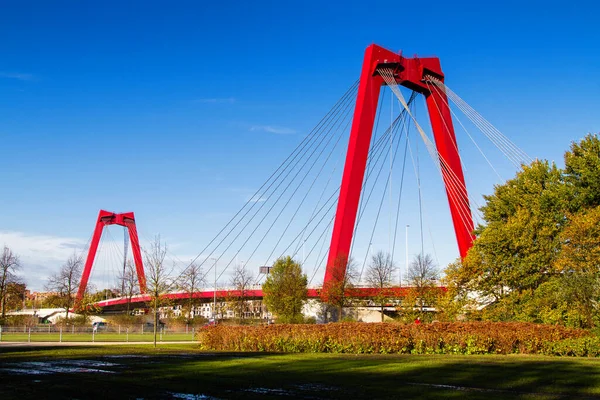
0, 246, 22, 319
46, 252, 83, 320
262, 256, 307, 323
365, 251, 395, 322
144, 236, 173, 347
230, 264, 254, 320
320, 255, 358, 322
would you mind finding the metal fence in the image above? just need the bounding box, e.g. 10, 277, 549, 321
0, 324, 199, 343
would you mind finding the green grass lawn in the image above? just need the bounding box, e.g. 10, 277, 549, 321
0, 332, 195, 342
1, 344, 600, 399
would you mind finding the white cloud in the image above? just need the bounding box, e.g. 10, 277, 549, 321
0, 72, 35, 81
0, 231, 88, 291
250, 125, 296, 135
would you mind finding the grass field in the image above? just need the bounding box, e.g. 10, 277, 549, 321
0, 332, 196, 342
1, 344, 600, 399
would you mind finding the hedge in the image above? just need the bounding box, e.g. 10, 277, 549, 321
197, 322, 592, 356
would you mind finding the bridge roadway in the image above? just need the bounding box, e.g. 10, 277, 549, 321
95, 286, 445, 311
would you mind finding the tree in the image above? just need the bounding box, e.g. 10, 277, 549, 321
463, 160, 566, 305
365, 251, 395, 322
555, 206, 600, 274
262, 256, 307, 323
3, 282, 26, 313
144, 236, 173, 347
179, 263, 204, 320
0, 246, 22, 319
564, 133, 600, 210
116, 260, 140, 315
444, 134, 600, 326
320, 255, 358, 322
46, 252, 82, 320
407, 253, 439, 312
230, 264, 254, 320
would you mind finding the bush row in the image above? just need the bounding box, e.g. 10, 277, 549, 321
197, 322, 591, 355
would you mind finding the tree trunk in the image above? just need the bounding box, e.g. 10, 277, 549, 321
1, 294, 6, 319
153, 297, 158, 348
380, 304, 384, 322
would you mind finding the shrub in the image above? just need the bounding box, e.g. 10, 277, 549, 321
197, 321, 589, 355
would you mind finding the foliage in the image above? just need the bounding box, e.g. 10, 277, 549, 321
1, 314, 39, 327
365, 251, 395, 322
262, 256, 307, 324
197, 321, 588, 355
564, 133, 600, 210
54, 314, 91, 327
320, 255, 358, 322
449, 135, 600, 327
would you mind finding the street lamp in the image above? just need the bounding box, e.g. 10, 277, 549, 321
211, 258, 217, 320
404, 225, 410, 286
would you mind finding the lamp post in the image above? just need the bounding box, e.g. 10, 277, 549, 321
404, 225, 410, 286
211, 258, 217, 320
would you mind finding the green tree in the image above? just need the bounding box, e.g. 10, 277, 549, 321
564, 133, 600, 210
447, 134, 600, 326
262, 256, 307, 323
464, 160, 566, 303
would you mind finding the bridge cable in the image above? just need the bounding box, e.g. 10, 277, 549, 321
200, 82, 360, 285
183, 80, 359, 280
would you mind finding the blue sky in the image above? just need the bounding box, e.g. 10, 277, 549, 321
1, 1, 599, 291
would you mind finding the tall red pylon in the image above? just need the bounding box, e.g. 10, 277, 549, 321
75, 210, 146, 305
324, 44, 475, 286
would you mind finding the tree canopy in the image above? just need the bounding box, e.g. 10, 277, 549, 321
262, 256, 307, 323
453, 133, 600, 328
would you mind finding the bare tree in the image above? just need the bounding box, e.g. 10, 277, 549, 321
0, 246, 21, 318
179, 263, 204, 319
144, 235, 173, 347
407, 253, 439, 312
321, 255, 358, 322
116, 259, 140, 315
230, 264, 254, 320
46, 252, 83, 320
366, 250, 395, 322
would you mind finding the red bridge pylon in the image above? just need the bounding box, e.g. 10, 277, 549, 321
325, 44, 475, 286
76, 210, 146, 305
